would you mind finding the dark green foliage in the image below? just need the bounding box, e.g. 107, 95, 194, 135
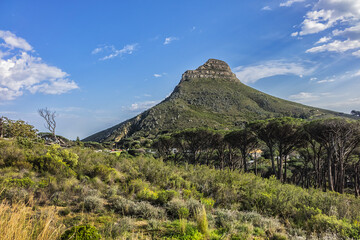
61, 224, 101, 240
1, 117, 38, 139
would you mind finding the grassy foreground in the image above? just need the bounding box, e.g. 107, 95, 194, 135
1, 138, 360, 239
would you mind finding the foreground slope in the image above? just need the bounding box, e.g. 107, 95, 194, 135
84, 59, 349, 143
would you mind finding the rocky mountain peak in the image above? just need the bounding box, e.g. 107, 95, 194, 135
180, 59, 238, 82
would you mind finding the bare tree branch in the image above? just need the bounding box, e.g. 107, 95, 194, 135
38, 108, 57, 143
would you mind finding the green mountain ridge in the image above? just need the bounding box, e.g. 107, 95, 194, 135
84, 59, 351, 143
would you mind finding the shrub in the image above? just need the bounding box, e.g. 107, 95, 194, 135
195, 206, 209, 236
157, 190, 177, 205
2, 188, 29, 204
214, 209, 237, 231
91, 164, 120, 183
83, 196, 104, 212
135, 201, 166, 220
128, 179, 149, 194
60, 224, 101, 240
185, 198, 202, 218
4, 177, 35, 188
137, 188, 158, 202
108, 196, 137, 215
307, 213, 360, 239
166, 199, 188, 219
102, 217, 133, 238
200, 197, 215, 210
108, 196, 165, 219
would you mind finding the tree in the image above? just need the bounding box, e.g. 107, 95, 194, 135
268, 118, 304, 182
153, 135, 175, 158
249, 120, 277, 175
172, 128, 216, 164
306, 119, 360, 193
351, 110, 360, 117
1, 117, 38, 139
0, 116, 3, 138
225, 128, 258, 172
38, 108, 57, 142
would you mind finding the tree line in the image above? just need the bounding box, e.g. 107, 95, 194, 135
153, 117, 360, 195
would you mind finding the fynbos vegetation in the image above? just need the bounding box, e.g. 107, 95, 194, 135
1, 116, 360, 239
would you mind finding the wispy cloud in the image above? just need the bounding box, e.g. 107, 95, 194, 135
316, 79, 335, 84
306, 39, 360, 54
91, 43, 138, 60
153, 74, 162, 78
289, 92, 320, 102
315, 36, 331, 44
128, 100, 159, 112
0, 30, 32, 51
164, 37, 178, 45
233, 60, 314, 84
280, 0, 305, 7
0, 30, 78, 101
261, 6, 272, 11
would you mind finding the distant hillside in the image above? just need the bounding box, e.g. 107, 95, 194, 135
84, 59, 352, 143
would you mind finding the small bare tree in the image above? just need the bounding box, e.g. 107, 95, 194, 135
38, 108, 57, 142
0, 116, 3, 138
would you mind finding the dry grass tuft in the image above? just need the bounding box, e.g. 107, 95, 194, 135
0, 199, 64, 240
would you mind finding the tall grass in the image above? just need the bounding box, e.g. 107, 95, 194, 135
0, 199, 64, 240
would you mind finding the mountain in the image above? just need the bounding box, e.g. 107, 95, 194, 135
84, 59, 351, 143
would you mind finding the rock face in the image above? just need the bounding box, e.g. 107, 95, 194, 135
181, 59, 238, 82
84, 59, 351, 143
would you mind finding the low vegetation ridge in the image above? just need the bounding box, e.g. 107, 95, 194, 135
84, 59, 353, 143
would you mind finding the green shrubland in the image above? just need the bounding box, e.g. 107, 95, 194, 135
1, 116, 360, 239
1, 137, 360, 239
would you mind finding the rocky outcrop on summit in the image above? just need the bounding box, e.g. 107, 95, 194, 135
84, 59, 352, 143
181, 59, 238, 82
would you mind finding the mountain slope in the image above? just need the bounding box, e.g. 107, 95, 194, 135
84, 59, 350, 143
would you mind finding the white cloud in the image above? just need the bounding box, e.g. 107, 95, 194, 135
91, 47, 103, 54
234, 60, 314, 84
0, 30, 32, 51
28, 78, 78, 94
315, 36, 331, 44
291, 0, 360, 56
0, 31, 78, 101
332, 23, 360, 38
352, 69, 360, 77
306, 39, 360, 53
352, 49, 360, 57
153, 74, 162, 78
261, 6, 272, 11
164, 37, 178, 45
128, 100, 159, 111
100, 44, 138, 60
289, 92, 320, 101
316, 79, 335, 83
280, 0, 305, 7
310, 77, 318, 81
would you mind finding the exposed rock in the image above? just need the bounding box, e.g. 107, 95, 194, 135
181, 59, 238, 82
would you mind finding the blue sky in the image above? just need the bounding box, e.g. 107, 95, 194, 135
1, 0, 360, 139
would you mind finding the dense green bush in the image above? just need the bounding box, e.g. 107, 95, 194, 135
61, 224, 101, 240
